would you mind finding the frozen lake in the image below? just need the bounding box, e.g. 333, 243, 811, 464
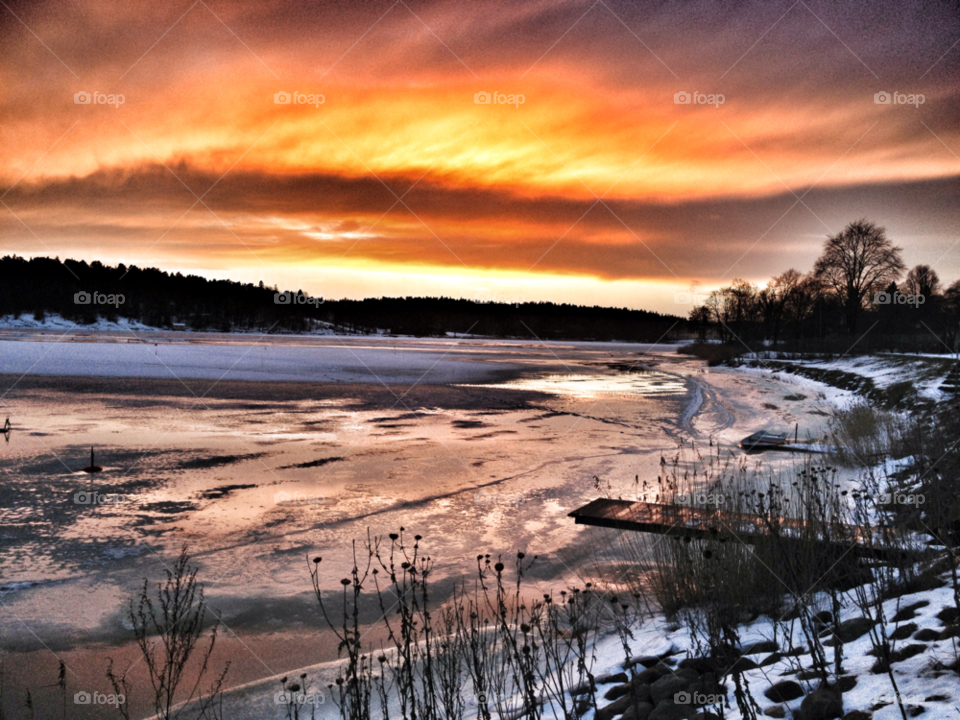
0, 333, 839, 718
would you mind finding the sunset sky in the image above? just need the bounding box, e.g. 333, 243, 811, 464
1, 0, 958, 313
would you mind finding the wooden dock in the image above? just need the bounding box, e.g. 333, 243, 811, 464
569, 498, 920, 561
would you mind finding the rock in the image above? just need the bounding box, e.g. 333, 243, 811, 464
605, 683, 631, 701
822, 616, 874, 644
891, 600, 929, 623
743, 640, 779, 655
651, 675, 687, 706
760, 652, 783, 667
936, 606, 960, 625
890, 622, 918, 641
893, 644, 927, 662
575, 698, 592, 716
675, 668, 701, 684
800, 686, 843, 720
765, 680, 804, 703
726, 656, 759, 673
837, 617, 874, 643
841, 712, 872, 720
649, 699, 696, 720
629, 681, 653, 705
797, 668, 824, 681
764, 706, 787, 718
633, 668, 659, 685
815, 610, 834, 624
678, 657, 717, 675
621, 702, 655, 720
569, 679, 595, 697
938, 624, 960, 640
913, 628, 939, 641
835, 676, 858, 693
596, 693, 639, 720
634, 666, 670, 685
598, 671, 630, 685
870, 643, 927, 671
688, 672, 726, 700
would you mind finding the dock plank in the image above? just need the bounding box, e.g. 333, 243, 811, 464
569, 499, 920, 561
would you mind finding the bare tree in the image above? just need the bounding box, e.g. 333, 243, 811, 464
689, 304, 713, 342
813, 219, 905, 334
728, 279, 759, 337
758, 269, 806, 347
784, 272, 822, 343
904, 264, 941, 300
704, 290, 730, 342
943, 279, 960, 350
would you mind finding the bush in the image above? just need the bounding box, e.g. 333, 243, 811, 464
828, 400, 900, 467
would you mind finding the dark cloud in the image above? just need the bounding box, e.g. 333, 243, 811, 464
5, 163, 957, 281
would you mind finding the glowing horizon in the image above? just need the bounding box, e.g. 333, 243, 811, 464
2, 0, 958, 313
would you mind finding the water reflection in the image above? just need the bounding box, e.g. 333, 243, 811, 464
460, 371, 687, 399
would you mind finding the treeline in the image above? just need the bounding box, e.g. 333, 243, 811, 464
0, 255, 682, 342
689, 219, 960, 353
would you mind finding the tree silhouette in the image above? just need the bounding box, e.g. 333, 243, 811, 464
814, 219, 905, 334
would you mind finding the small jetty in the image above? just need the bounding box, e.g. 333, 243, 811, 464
569, 498, 919, 561
739, 428, 831, 454
82, 447, 103, 473
739, 430, 788, 450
